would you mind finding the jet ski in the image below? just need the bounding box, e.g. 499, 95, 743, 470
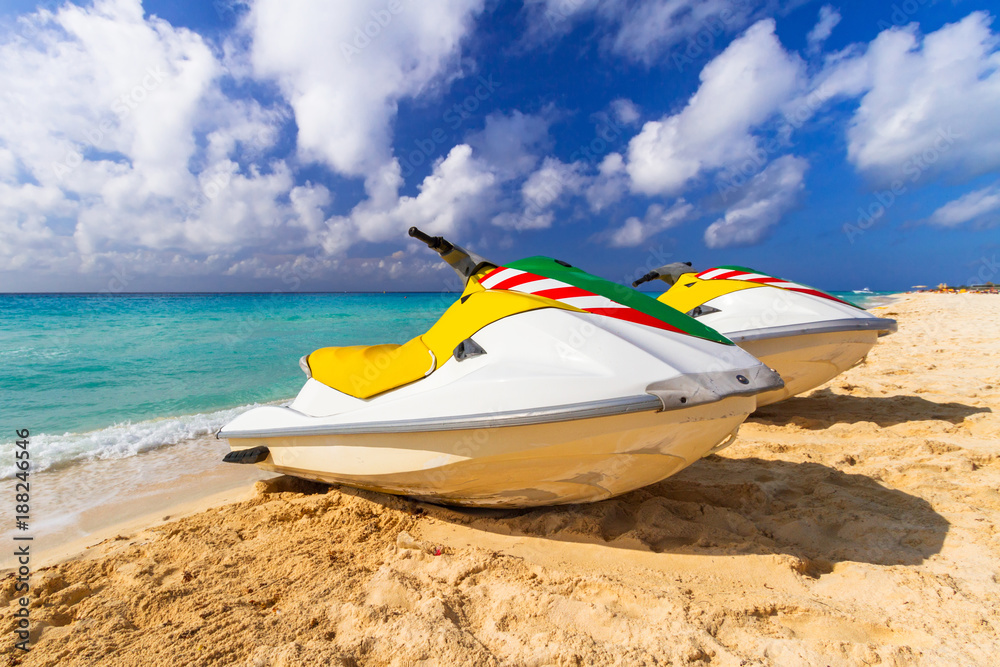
218, 230, 783, 508
633, 263, 897, 407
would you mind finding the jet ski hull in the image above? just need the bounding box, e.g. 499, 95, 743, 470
223, 396, 754, 507
658, 271, 896, 406
737, 328, 878, 406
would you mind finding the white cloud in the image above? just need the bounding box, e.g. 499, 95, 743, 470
705, 155, 809, 248
1, 0, 218, 196
246, 0, 485, 178
928, 183, 1000, 227
0, 0, 502, 289
0, 181, 75, 272
585, 153, 629, 212
519, 0, 601, 43
610, 98, 641, 126
373, 146, 496, 238
822, 12, 1000, 183
626, 19, 804, 195
0, 0, 326, 283
807, 5, 840, 52
609, 0, 754, 65
493, 157, 588, 231
787, 43, 870, 120
466, 109, 554, 180
523, 157, 588, 208
333, 145, 498, 249
522, 0, 757, 65
604, 200, 694, 247
704, 155, 807, 248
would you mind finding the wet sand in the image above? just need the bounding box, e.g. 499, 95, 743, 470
2, 293, 998, 665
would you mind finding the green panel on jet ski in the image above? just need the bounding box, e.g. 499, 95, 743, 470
506, 257, 732, 345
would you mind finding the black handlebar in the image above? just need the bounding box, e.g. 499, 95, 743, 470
408, 226, 453, 254
632, 261, 693, 287
632, 271, 659, 288
407, 226, 492, 283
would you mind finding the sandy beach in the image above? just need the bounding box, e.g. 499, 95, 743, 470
3, 293, 998, 666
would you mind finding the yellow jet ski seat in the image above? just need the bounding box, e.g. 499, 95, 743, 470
303, 271, 583, 400
307, 338, 436, 400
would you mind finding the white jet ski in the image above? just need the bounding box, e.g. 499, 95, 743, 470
633, 263, 896, 407
218, 230, 783, 507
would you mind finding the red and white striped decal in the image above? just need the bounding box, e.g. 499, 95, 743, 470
479, 267, 682, 332
696, 268, 848, 304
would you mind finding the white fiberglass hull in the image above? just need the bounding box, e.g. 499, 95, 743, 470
690, 288, 895, 407
226, 396, 754, 507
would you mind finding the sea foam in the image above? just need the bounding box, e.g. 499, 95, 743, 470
0, 403, 263, 479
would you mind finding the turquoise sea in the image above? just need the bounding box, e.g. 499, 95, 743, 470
0, 293, 453, 477
0, 290, 891, 478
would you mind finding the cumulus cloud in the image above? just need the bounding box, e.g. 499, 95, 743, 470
333, 145, 498, 249
0, 0, 311, 282
625, 19, 804, 195
928, 183, 1000, 228
2, 0, 216, 196
704, 155, 808, 248
610, 98, 641, 126
466, 109, 554, 181
493, 157, 588, 231
585, 153, 629, 212
809, 12, 1000, 183
603, 200, 694, 247
609, 0, 756, 65
807, 5, 841, 52
0, 0, 505, 288
246, 0, 485, 177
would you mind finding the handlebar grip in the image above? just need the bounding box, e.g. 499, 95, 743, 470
408, 226, 435, 245
408, 226, 452, 253
632, 271, 659, 288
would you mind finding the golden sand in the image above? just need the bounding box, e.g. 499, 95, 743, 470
2, 293, 998, 665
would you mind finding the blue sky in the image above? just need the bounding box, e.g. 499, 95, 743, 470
1, 0, 998, 293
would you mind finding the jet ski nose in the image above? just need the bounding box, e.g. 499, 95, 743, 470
645, 364, 783, 411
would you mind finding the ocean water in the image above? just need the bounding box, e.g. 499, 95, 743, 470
0, 289, 896, 478
0, 292, 454, 477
